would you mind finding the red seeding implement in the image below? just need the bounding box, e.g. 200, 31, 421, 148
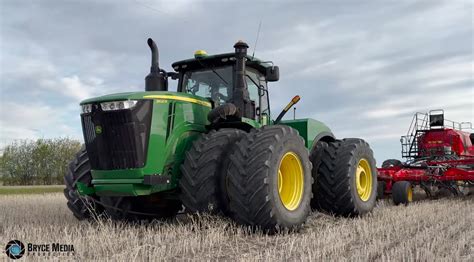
377, 110, 474, 205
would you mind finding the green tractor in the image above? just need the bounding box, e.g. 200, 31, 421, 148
64, 38, 377, 231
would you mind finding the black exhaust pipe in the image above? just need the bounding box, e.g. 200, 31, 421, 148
145, 38, 167, 91
231, 40, 254, 119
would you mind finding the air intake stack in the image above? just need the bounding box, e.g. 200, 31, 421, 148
145, 38, 168, 91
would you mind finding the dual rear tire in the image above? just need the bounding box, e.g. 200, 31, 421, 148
311, 139, 378, 216
226, 125, 312, 231
180, 125, 312, 232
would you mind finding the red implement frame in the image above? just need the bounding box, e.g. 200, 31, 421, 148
378, 110, 474, 196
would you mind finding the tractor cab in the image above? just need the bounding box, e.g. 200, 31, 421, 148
170, 48, 279, 125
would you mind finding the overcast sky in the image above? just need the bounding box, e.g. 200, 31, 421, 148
0, 0, 472, 162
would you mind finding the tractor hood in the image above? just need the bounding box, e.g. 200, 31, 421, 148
80, 91, 212, 108
78, 90, 212, 196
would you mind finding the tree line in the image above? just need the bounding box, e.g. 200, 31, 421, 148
0, 138, 81, 185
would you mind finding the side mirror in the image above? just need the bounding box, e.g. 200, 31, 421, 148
265, 66, 279, 82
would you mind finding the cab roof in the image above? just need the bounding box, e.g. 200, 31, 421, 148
171, 53, 273, 75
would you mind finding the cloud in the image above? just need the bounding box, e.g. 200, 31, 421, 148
0, 101, 83, 149
2, 56, 104, 102
40, 75, 101, 102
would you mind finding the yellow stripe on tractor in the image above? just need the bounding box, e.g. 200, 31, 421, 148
143, 95, 212, 108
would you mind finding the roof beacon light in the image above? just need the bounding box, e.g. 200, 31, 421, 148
194, 50, 208, 59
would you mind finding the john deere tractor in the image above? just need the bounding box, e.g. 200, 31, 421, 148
64, 38, 377, 231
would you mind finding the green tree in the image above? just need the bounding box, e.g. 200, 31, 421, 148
0, 138, 81, 185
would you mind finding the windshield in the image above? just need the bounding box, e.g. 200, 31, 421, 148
182, 66, 233, 105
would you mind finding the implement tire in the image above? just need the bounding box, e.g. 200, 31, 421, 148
377, 181, 386, 200
64, 145, 103, 220
227, 125, 312, 232
392, 181, 413, 205
313, 139, 377, 216
179, 128, 246, 214
382, 159, 402, 168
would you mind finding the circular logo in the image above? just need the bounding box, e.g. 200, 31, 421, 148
5, 240, 25, 259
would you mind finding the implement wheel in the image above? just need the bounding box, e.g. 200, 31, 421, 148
179, 128, 246, 214
313, 139, 377, 216
227, 125, 312, 232
377, 181, 386, 200
382, 159, 402, 168
64, 145, 103, 220
392, 181, 413, 205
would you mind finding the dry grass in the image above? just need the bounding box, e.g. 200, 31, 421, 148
0, 185, 64, 195
0, 194, 473, 261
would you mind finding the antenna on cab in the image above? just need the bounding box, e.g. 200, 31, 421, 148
251, 21, 262, 59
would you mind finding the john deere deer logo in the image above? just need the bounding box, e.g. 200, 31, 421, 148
95, 125, 102, 134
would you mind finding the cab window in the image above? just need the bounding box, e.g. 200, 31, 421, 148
246, 68, 269, 122
182, 66, 233, 106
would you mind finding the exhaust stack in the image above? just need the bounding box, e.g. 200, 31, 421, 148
145, 38, 167, 91
232, 40, 254, 119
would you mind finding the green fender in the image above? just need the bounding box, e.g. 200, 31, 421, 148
279, 118, 335, 151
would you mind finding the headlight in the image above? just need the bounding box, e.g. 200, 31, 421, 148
81, 104, 92, 114
100, 100, 138, 111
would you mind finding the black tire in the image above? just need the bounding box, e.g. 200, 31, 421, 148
101, 194, 181, 221
309, 140, 329, 209
382, 159, 402, 168
64, 145, 103, 220
448, 181, 474, 196
392, 181, 413, 205
227, 125, 312, 232
179, 128, 246, 214
377, 181, 386, 200
313, 139, 377, 216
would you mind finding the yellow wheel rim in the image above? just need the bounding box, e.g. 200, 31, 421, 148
277, 152, 304, 211
407, 186, 413, 202
355, 158, 373, 202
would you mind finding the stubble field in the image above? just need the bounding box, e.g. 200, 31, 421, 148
0, 192, 473, 261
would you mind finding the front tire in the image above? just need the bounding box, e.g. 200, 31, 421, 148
179, 128, 246, 214
64, 146, 103, 220
313, 139, 377, 216
227, 125, 312, 232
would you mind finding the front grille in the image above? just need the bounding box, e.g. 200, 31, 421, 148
81, 100, 153, 170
